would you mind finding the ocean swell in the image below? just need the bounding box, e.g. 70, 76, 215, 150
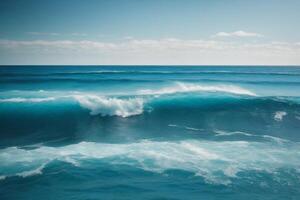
0, 82, 257, 117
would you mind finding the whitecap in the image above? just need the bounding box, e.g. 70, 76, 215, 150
274, 111, 287, 121
73, 95, 144, 117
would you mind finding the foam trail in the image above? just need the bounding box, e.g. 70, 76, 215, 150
214, 130, 253, 137
261, 135, 290, 143
185, 127, 202, 131
168, 124, 202, 131
0, 140, 299, 184
73, 95, 144, 117
214, 130, 289, 143
138, 82, 256, 96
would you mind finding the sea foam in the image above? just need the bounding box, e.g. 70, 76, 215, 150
0, 139, 299, 185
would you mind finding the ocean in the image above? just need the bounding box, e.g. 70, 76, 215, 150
0, 66, 300, 200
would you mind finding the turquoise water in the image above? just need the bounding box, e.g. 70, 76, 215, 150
0, 66, 300, 200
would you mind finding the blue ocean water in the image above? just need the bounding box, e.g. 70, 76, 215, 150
0, 66, 300, 200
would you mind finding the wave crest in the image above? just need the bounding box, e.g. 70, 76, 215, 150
0, 97, 56, 103
138, 82, 256, 96
73, 95, 144, 117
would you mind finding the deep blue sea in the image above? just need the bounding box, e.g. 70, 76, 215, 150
0, 66, 300, 200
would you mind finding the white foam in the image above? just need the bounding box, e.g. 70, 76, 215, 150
73, 95, 144, 117
138, 82, 256, 96
168, 124, 178, 127
274, 111, 287, 121
0, 97, 56, 103
0, 139, 299, 184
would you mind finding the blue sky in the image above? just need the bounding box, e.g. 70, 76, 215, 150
0, 0, 300, 65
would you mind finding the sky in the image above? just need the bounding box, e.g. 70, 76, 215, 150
0, 0, 300, 65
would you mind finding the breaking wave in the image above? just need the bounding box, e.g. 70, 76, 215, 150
73, 95, 144, 117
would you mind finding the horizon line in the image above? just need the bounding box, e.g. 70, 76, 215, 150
1, 64, 300, 67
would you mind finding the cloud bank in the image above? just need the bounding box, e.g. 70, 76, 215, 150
0, 38, 299, 65
214, 31, 263, 38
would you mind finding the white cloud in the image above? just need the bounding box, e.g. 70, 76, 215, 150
0, 38, 299, 65
27, 32, 88, 37
27, 32, 60, 36
70, 33, 88, 37
123, 36, 134, 40
0, 39, 230, 52
214, 30, 263, 38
